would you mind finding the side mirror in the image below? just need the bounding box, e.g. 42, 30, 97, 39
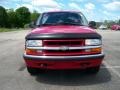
89, 21, 96, 29
29, 21, 36, 28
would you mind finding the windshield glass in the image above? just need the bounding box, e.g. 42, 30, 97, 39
37, 12, 88, 26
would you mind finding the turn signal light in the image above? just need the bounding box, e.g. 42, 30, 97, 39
85, 47, 102, 54
91, 47, 102, 53
25, 49, 37, 55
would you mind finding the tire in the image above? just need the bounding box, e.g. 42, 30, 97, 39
27, 67, 40, 75
86, 66, 100, 74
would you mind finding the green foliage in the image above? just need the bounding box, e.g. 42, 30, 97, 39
103, 20, 119, 28
118, 19, 120, 24
15, 7, 31, 27
7, 9, 18, 28
0, 6, 41, 28
0, 6, 8, 27
24, 24, 30, 28
31, 10, 40, 22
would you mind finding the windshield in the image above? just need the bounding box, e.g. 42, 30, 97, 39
36, 12, 88, 26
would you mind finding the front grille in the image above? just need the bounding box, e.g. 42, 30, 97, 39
43, 50, 84, 56
43, 39, 85, 56
43, 39, 84, 46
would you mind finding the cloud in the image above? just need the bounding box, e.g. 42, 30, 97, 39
0, 0, 9, 4
96, 0, 111, 3
102, 10, 120, 20
70, 0, 84, 2
15, 0, 62, 12
103, 11, 111, 15
69, 2, 81, 10
59, 3, 64, 7
104, 1, 120, 11
69, 2, 95, 11
31, 0, 60, 8
30, 0, 61, 12
68, 2, 96, 21
85, 3, 95, 10
83, 3, 95, 20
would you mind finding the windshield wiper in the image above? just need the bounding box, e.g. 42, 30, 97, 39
41, 22, 84, 26
57, 22, 84, 26
41, 23, 59, 26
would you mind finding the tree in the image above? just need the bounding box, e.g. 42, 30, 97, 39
118, 19, 120, 24
31, 10, 40, 22
103, 20, 117, 28
16, 7, 31, 27
7, 9, 18, 28
0, 6, 8, 27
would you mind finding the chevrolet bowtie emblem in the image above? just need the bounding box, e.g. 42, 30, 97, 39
60, 46, 69, 51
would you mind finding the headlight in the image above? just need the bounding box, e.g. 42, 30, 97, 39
26, 40, 42, 47
85, 39, 101, 46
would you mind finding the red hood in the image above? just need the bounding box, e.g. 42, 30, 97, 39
30, 25, 96, 34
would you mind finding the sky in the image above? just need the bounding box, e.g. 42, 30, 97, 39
0, 0, 120, 22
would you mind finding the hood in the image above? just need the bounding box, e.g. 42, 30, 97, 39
30, 25, 96, 34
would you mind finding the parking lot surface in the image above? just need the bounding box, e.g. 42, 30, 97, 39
0, 30, 120, 90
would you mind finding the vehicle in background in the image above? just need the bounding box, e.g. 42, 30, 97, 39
111, 25, 120, 30
99, 24, 108, 30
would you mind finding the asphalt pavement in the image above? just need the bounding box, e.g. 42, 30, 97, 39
0, 29, 120, 90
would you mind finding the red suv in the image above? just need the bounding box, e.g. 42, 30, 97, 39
23, 11, 104, 75
111, 24, 120, 30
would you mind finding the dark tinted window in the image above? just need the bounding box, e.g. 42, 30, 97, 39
37, 12, 88, 26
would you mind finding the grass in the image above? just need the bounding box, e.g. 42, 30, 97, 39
0, 28, 24, 32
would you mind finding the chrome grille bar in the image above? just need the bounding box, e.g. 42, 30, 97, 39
27, 45, 101, 50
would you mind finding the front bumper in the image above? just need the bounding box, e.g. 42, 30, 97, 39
23, 53, 104, 69
23, 53, 104, 60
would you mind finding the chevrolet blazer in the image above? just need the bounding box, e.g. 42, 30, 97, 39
23, 11, 104, 75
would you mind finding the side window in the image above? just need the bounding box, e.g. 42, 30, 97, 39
79, 13, 88, 25
41, 14, 49, 24
36, 14, 42, 26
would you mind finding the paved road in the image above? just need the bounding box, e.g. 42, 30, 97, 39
0, 30, 120, 90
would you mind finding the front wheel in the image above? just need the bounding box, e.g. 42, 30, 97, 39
86, 66, 100, 74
